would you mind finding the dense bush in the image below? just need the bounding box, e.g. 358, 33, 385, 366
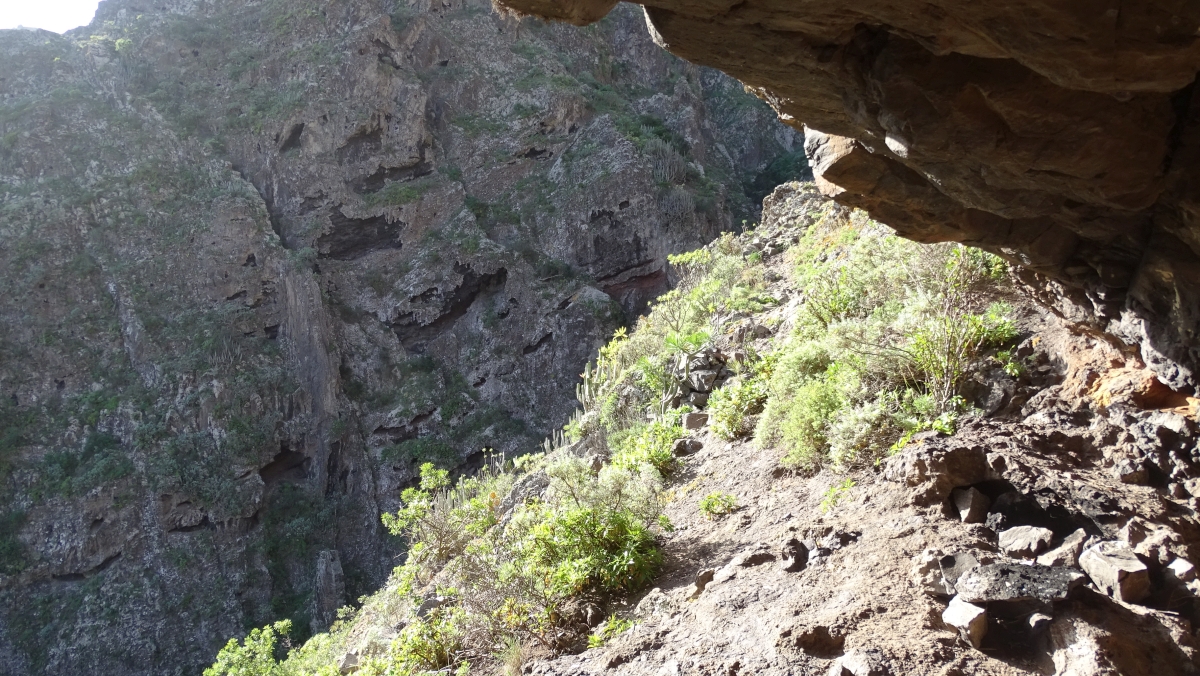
757, 211, 1015, 470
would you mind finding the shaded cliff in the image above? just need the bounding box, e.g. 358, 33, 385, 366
0, 1, 801, 673
494, 0, 1200, 398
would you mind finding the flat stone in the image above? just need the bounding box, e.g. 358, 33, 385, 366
1037, 528, 1089, 567
942, 596, 988, 648
956, 563, 1085, 604
999, 526, 1054, 558
1079, 541, 1151, 603
682, 412, 709, 430
730, 544, 775, 567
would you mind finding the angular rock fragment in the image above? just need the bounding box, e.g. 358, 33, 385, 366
942, 596, 987, 648
938, 552, 980, 590
956, 563, 1085, 604
1079, 541, 1151, 603
1114, 458, 1149, 485
913, 549, 955, 596
884, 443, 992, 505
828, 649, 891, 676
682, 412, 709, 430
950, 486, 990, 524
1037, 528, 1088, 567
999, 526, 1054, 558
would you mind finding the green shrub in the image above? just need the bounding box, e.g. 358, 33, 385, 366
707, 375, 768, 440
820, 479, 856, 513
610, 420, 682, 475
698, 492, 737, 519
205, 620, 293, 676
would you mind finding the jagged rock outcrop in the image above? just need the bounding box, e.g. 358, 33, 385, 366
0, 1, 801, 673
494, 0, 1200, 395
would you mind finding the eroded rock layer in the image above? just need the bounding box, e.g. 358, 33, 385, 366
495, 0, 1200, 393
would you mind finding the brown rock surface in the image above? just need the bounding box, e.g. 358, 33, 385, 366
495, 0, 1200, 393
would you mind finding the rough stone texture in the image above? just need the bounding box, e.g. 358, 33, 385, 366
494, 0, 1200, 396
682, 412, 709, 430
883, 442, 992, 506
942, 596, 987, 649
950, 487, 990, 524
1080, 541, 1152, 604
955, 563, 1085, 604
1037, 528, 1089, 568
998, 526, 1055, 559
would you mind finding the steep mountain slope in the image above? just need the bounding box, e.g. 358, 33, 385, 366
235, 183, 1200, 676
0, 2, 801, 674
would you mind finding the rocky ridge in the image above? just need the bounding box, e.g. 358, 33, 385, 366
0, 2, 801, 674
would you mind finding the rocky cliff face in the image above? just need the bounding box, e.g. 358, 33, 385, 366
493, 0, 1200, 398
0, 2, 799, 673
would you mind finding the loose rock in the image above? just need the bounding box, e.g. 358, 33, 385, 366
1037, 528, 1089, 567
682, 412, 710, 430
1079, 541, 1151, 603
939, 552, 980, 590
950, 486, 990, 524
999, 525, 1055, 558
672, 438, 703, 456
942, 596, 988, 649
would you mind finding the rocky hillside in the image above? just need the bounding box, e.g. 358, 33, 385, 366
0, 1, 803, 673
210, 184, 1200, 675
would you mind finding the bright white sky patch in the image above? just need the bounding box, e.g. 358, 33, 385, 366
0, 0, 102, 34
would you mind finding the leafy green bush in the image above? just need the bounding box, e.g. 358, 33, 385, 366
610, 420, 683, 476
757, 210, 1016, 471
707, 370, 769, 440
698, 492, 737, 519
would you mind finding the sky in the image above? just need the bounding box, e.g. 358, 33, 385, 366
0, 0, 101, 33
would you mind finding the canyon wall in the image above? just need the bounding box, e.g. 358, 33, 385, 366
495, 0, 1200, 395
0, 1, 800, 673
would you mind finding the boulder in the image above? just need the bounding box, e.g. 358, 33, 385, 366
1079, 541, 1151, 603
950, 486, 990, 524
682, 412, 709, 430
1037, 529, 1089, 568
942, 596, 988, 649
672, 438, 703, 456
999, 526, 1055, 558
883, 443, 992, 506
956, 563, 1085, 604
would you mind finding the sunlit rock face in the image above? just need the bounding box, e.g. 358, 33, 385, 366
495, 0, 1200, 392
